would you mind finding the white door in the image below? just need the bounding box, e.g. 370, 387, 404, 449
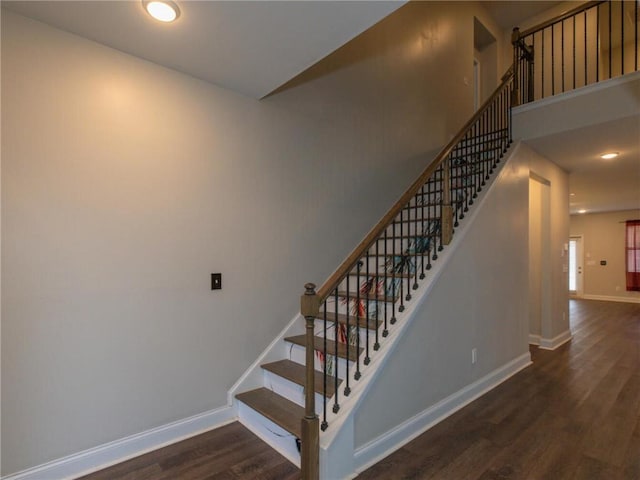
569, 236, 584, 296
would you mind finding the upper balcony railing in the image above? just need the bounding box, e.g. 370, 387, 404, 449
512, 0, 639, 105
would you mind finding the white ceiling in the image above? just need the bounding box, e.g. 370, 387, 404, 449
2, 0, 404, 99
526, 115, 640, 214
4, 0, 637, 214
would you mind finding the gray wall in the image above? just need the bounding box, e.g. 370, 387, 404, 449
526, 150, 571, 341
353, 143, 569, 448
1, 2, 507, 475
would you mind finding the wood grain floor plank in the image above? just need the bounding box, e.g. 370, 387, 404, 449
79, 422, 299, 480
428, 438, 499, 480
571, 454, 623, 480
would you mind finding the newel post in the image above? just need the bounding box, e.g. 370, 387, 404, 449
300, 283, 320, 480
511, 27, 521, 106
442, 157, 453, 245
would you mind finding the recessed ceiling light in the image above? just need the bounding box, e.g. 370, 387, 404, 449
570, 193, 576, 196
143, 0, 180, 22
600, 152, 619, 160
578, 209, 587, 214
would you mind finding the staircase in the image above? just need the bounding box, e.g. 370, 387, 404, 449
232, 71, 515, 475
232, 1, 638, 477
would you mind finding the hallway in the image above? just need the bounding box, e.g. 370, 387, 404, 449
358, 299, 640, 479
81, 299, 639, 479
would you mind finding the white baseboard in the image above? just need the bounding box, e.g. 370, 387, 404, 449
528, 334, 541, 345
2, 406, 235, 480
539, 329, 573, 350
353, 352, 532, 474
581, 294, 640, 304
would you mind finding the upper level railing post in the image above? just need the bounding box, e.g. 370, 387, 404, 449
300, 283, 320, 480
511, 27, 521, 106
511, 1, 636, 103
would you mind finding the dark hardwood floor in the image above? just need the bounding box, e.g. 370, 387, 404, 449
80, 299, 639, 480
77, 421, 300, 480
358, 299, 640, 480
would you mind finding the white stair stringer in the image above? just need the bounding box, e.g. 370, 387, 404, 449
231, 142, 518, 479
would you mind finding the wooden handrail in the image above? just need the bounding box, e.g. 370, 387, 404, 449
316, 69, 514, 301
517, 1, 605, 39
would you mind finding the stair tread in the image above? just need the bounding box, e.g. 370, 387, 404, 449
346, 271, 413, 279
391, 215, 441, 221
336, 290, 398, 303
262, 359, 341, 397
361, 252, 430, 258
402, 186, 467, 203
378, 234, 438, 240
315, 311, 382, 330
402, 204, 442, 209
449, 146, 504, 159
236, 387, 303, 438
285, 334, 363, 360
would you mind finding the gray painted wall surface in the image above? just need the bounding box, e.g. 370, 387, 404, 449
1, 2, 506, 474
570, 209, 640, 301
353, 143, 569, 448
525, 149, 571, 340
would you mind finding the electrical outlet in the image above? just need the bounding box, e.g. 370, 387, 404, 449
211, 273, 222, 290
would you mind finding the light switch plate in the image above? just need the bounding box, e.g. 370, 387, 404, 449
211, 273, 222, 290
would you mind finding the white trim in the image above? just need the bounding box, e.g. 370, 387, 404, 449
539, 329, 573, 350
528, 171, 550, 186
2, 406, 235, 480
513, 70, 640, 113
353, 352, 532, 474
581, 294, 640, 304
569, 235, 584, 297
528, 334, 541, 345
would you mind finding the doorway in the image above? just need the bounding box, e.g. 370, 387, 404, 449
529, 174, 552, 345
569, 236, 584, 296
473, 17, 497, 106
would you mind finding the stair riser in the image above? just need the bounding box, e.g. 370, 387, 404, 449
399, 193, 442, 211
263, 370, 326, 416
384, 220, 441, 237
373, 237, 439, 253
343, 256, 396, 274
321, 296, 402, 319
237, 402, 301, 467
342, 257, 428, 278
457, 133, 508, 147
449, 145, 504, 161
313, 317, 379, 334
314, 325, 379, 354
287, 343, 356, 380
